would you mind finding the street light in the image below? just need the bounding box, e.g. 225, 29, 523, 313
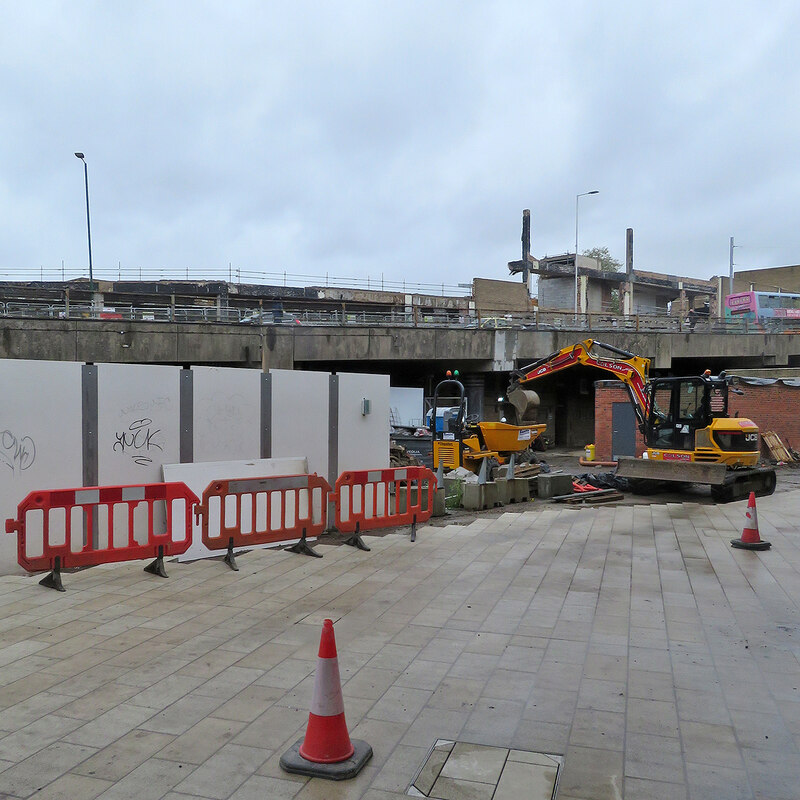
74, 152, 94, 290
574, 190, 599, 314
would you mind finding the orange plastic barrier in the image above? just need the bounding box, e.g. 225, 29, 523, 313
194, 474, 332, 564
5, 482, 198, 588
333, 466, 436, 533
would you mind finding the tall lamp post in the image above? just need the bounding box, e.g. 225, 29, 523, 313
574, 190, 599, 314
74, 152, 94, 290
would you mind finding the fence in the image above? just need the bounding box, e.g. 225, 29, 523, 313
1, 299, 793, 334
5, 482, 198, 590
6, 467, 438, 589
333, 467, 436, 540
194, 474, 331, 568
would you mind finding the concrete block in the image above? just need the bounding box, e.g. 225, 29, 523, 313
462, 482, 500, 511
536, 473, 574, 499
396, 485, 445, 518
496, 478, 530, 505
509, 478, 531, 503
495, 479, 512, 505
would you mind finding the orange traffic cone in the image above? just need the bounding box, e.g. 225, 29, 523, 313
280, 619, 372, 780
730, 492, 771, 551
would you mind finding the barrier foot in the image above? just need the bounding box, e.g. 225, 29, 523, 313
287, 529, 323, 558
144, 546, 169, 578
224, 539, 240, 571
410, 514, 417, 543
344, 522, 371, 552
40, 557, 66, 592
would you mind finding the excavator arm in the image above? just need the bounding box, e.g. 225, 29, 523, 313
508, 339, 652, 432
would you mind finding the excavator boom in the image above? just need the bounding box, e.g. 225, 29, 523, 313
510, 339, 651, 430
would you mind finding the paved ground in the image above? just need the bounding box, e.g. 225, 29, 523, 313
0, 489, 799, 799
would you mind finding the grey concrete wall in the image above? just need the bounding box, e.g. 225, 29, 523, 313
587, 282, 605, 312
3, 318, 800, 374
632, 289, 668, 314
538, 277, 574, 310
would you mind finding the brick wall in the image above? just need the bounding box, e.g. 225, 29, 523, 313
473, 278, 531, 313
595, 380, 800, 460
594, 382, 646, 460
729, 383, 800, 453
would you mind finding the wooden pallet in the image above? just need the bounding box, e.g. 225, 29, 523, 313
762, 431, 796, 463
552, 489, 625, 504
513, 464, 542, 478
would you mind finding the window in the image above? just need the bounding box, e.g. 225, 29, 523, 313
678, 381, 704, 421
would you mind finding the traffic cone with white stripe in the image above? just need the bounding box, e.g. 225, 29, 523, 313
731, 492, 771, 551
280, 619, 372, 780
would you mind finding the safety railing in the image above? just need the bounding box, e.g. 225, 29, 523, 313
5, 482, 198, 590
6, 467, 442, 590
194, 474, 332, 568
333, 466, 437, 544
2, 298, 791, 334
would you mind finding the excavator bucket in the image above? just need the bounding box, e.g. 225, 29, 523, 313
507, 387, 540, 425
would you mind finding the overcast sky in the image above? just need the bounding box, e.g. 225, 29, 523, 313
1, 1, 799, 290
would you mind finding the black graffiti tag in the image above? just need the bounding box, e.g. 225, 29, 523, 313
113, 418, 163, 466
0, 429, 36, 475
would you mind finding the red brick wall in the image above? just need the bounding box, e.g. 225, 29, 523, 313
594, 383, 646, 460
595, 380, 800, 461
728, 384, 800, 453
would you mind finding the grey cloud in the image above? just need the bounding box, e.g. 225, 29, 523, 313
1, 1, 799, 285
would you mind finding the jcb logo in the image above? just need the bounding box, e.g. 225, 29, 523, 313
744, 433, 758, 442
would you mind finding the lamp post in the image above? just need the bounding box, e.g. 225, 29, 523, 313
574, 190, 599, 314
74, 152, 94, 291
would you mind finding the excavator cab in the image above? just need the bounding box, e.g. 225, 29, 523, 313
646, 377, 718, 451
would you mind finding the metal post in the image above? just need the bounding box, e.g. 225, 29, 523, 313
574, 190, 599, 315
729, 236, 735, 298
74, 153, 94, 290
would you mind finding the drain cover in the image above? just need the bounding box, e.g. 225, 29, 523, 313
408, 740, 562, 799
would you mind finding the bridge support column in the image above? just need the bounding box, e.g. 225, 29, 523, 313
462, 374, 485, 420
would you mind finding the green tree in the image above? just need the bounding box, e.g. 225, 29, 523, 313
582, 246, 622, 273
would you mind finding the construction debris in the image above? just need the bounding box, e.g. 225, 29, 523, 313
513, 463, 541, 479
552, 489, 625, 505
762, 431, 798, 465
577, 472, 631, 491
390, 442, 423, 467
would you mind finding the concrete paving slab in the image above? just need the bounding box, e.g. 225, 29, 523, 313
0, 491, 799, 798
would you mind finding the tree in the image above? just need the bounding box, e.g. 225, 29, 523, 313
582, 246, 622, 273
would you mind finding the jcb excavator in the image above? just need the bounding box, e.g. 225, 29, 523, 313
507, 339, 776, 502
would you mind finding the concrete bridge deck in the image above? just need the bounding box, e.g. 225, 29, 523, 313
0, 492, 798, 799
1, 317, 797, 373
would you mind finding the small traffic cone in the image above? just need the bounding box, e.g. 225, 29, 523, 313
730, 492, 771, 551
280, 619, 372, 780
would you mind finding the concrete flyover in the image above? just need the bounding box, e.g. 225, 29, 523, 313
1, 317, 798, 374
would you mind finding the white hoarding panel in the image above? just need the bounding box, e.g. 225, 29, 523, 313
0, 360, 83, 575
97, 364, 181, 487
164, 457, 308, 561
270, 369, 329, 478
338, 372, 390, 474
192, 367, 261, 463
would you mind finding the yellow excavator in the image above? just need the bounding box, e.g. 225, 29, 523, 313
507, 339, 776, 502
